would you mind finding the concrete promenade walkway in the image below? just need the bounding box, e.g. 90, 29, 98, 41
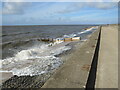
95, 25, 118, 88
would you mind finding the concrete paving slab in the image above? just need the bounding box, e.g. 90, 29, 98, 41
95, 25, 118, 88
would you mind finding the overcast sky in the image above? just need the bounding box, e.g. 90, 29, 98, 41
1, 0, 119, 25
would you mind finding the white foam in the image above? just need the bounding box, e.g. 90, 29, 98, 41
78, 27, 98, 35
11, 56, 62, 76
63, 33, 77, 38
1, 43, 71, 76
78, 28, 92, 34
63, 26, 98, 38
1, 26, 98, 76
0, 70, 12, 73
50, 46, 71, 56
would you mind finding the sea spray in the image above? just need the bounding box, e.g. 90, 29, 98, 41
1, 43, 71, 76
11, 56, 61, 76
1, 26, 98, 76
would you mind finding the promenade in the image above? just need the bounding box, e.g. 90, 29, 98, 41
95, 25, 118, 88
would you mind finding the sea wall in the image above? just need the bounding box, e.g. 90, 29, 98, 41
42, 27, 100, 88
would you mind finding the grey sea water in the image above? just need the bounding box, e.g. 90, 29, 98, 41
1, 25, 98, 76
2, 25, 94, 59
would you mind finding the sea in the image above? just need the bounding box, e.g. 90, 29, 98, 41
1, 25, 98, 76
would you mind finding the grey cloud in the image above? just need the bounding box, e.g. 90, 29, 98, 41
57, 3, 83, 14
2, 2, 31, 15
57, 2, 117, 14
88, 2, 117, 9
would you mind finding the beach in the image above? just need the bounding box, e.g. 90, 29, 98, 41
1, 26, 100, 88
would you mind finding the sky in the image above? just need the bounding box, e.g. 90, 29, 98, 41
1, 0, 119, 25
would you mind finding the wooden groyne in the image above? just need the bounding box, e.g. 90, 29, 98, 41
37, 37, 81, 42
37, 26, 98, 43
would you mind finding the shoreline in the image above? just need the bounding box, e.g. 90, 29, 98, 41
1, 26, 99, 88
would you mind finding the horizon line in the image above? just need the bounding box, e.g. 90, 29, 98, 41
1, 23, 117, 27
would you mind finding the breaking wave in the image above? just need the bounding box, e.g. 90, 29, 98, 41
1, 26, 98, 76
1, 43, 71, 76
